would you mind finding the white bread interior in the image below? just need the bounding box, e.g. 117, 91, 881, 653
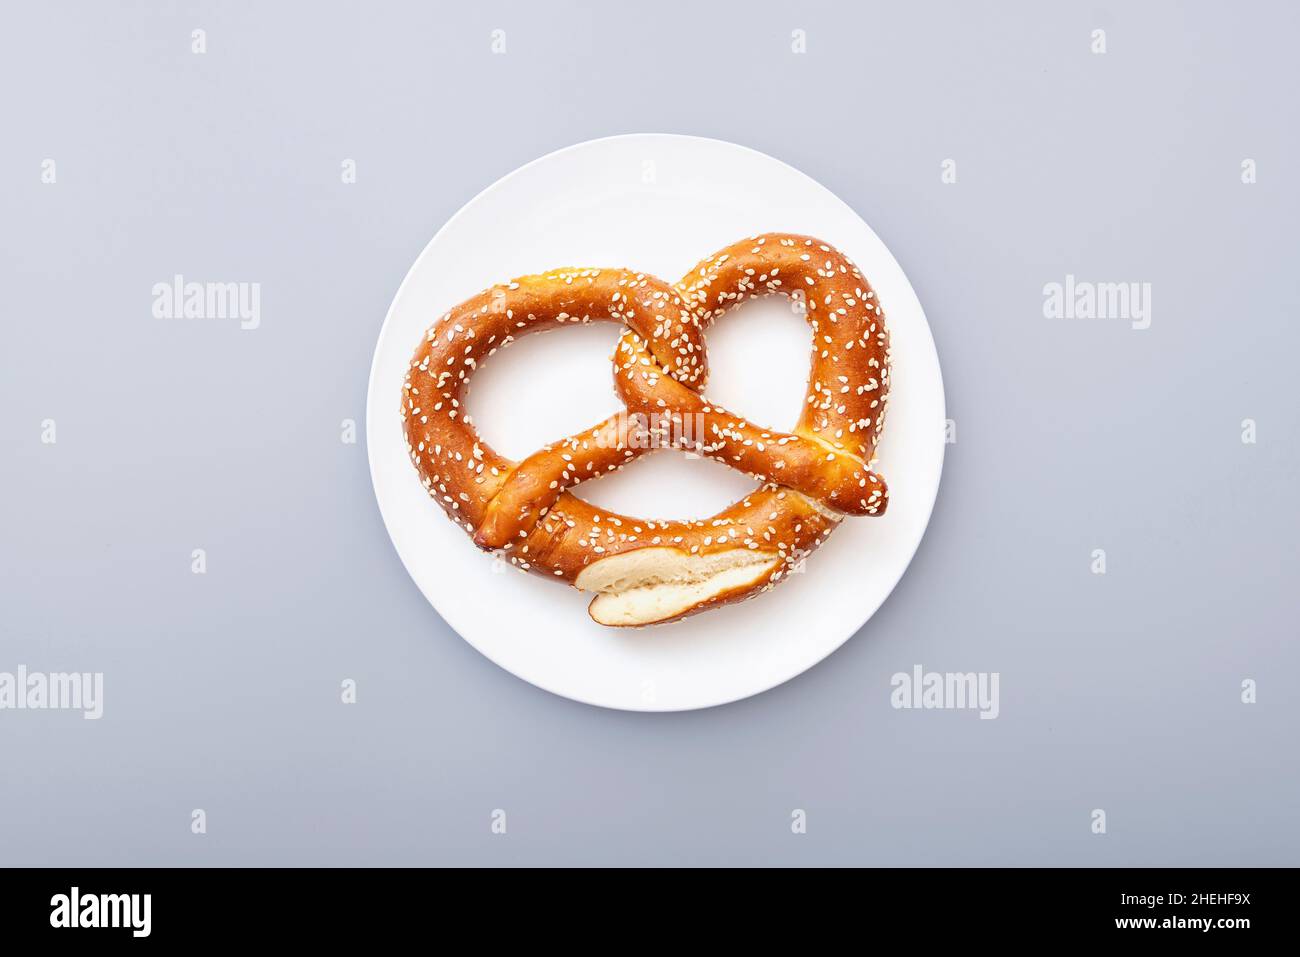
576, 547, 780, 627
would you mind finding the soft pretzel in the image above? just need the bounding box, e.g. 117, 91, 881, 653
401, 233, 890, 627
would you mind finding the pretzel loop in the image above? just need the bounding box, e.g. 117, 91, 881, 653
471, 272, 708, 548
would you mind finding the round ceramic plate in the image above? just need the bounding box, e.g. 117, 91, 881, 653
367, 134, 944, 711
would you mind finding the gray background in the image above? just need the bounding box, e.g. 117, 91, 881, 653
2, 0, 1296, 866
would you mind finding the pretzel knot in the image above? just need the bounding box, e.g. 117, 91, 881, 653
402, 233, 890, 627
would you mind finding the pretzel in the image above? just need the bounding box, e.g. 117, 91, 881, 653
402, 233, 890, 626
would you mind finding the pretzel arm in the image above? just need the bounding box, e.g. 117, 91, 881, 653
614, 330, 887, 515
475, 411, 651, 549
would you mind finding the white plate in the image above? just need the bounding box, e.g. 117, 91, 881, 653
367, 134, 944, 711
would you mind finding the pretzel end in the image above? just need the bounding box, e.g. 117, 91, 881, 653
577, 547, 781, 627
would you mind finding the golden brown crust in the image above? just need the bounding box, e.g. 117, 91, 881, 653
400, 233, 889, 625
